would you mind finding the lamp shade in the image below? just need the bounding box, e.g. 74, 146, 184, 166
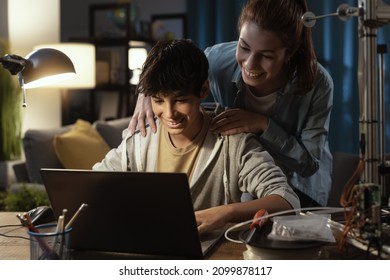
34, 43, 96, 89
128, 48, 147, 70
22, 48, 76, 89
128, 41, 148, 85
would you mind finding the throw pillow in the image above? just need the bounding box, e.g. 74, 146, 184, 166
53, 119, 110, 169
94, 117, 131, 148
23, 125, 72, 184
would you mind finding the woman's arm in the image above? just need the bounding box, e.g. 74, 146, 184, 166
210, 65, 334, 178
260, 71, 333, 177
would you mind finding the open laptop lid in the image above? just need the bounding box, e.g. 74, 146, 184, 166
40, 168, 207, 259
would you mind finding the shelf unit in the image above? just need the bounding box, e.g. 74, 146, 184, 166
69, 2, 152, 120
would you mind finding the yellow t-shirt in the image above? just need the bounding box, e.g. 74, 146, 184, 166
155, 112, 210, 181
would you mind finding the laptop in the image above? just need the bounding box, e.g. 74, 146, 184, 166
40, 168, 223, 259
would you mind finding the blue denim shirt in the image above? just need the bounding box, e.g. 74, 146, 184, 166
205, 41, 334, 206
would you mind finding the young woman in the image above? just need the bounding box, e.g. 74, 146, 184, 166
129, 0, 333, 207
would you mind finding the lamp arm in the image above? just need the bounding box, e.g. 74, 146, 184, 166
302, 4, 361, 27
0, 54, 28, 107
302, 1, 390, 27
0, 54, 27, 75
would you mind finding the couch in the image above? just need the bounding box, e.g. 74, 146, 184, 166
13, 117, 131, 185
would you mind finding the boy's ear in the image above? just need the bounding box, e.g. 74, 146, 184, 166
200, 80, 210, 100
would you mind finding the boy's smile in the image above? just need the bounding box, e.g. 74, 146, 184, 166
151, 93, 204, 148
165, 116, 186, 129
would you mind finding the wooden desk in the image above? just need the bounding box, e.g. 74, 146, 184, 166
0, 212, 30, 260
0, 212, 245, 260
1, 211, 374, 260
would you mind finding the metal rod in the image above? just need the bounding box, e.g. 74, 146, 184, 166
378, 44, 387, 166
314, 12, 339, 20
358, 0, 379, 184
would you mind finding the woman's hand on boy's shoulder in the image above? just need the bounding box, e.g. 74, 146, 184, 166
210, 109, 268, 136
129, 94, 157, 137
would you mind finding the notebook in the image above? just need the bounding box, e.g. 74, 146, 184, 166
40, 168, 223, 259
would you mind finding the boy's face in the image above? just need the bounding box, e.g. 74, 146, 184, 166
151, 92, 203, 142
150, 81, 209, 146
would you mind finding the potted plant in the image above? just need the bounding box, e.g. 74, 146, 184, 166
0, 38, 22, 191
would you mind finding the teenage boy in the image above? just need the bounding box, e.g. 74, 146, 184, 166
93, 39, 300, 233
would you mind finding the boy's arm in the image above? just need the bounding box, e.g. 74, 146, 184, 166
92, 145, 124, 171
92, 131, 130, 171
237, 134, 300, 209
195, 195, 292, 234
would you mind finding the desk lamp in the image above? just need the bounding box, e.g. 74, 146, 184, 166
33, 43, 95, 89
0, 48, 76, 107
32, 43, 96, 123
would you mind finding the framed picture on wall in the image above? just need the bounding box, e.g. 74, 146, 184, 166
90, 3, 132, 38
151, 13, 187, 41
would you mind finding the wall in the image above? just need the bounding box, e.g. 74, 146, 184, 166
61, 0, 187, 40
0, 1, 8, 38
5, 0, 62, 133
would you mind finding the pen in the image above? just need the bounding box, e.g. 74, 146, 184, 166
61, 208, 68, 230
52, 215, 63, 248
65, 203, 88, 230
18, 212, 52, 254
22, 213, 39, 233
57, 209, 68, 258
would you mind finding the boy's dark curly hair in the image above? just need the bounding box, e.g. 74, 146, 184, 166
136, 39, 209, 97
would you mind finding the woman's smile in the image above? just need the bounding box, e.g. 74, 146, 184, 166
243, 67, 263, 79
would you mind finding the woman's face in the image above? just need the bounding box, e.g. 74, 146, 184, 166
236, 21, 289, 96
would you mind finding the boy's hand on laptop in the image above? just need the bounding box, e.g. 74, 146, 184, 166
195, 205, 231, 234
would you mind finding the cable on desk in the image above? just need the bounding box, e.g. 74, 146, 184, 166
0, 224, 30, 241
224, 206, 345, 243
0, 224, 22, 228
0, 232, 30, 241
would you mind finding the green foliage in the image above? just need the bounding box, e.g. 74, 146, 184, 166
3, 185, 50, 212
0, 38, 22, 161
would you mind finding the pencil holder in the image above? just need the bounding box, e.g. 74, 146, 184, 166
28, 224, 72, 260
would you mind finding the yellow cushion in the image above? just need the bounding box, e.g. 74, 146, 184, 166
53, 119, 110, 169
